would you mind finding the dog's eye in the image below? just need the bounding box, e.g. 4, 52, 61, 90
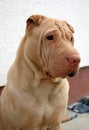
47, 35, 54, 40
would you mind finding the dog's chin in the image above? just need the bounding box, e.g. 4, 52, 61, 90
45, 72, 74, 79
45, 69, 78, 78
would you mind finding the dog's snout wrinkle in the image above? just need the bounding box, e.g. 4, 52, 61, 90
66, 55, 80, 66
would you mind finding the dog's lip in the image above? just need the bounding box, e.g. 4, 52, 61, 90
67, 66, 80, 77
67, 71, 76, 77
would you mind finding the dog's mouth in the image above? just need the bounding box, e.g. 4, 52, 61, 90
45, 71, 52, 78
45, 70, 78, 78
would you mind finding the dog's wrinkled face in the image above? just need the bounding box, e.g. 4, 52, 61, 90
25, 15, 80, 78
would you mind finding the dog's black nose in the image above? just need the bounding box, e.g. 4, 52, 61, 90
66, 55, 80, 66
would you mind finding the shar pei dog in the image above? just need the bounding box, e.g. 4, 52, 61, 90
0, 15, 80, 130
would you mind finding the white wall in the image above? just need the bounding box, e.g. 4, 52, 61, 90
0, 0, 89, 86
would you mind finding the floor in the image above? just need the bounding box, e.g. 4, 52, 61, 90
62, 110, 89, 130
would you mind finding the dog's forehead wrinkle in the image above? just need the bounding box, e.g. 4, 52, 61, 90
55, 21, 73, 41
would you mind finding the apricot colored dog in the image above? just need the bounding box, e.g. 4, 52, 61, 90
0, 15, 80, 130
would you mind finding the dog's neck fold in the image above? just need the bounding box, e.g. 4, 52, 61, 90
23, 53, 61, 88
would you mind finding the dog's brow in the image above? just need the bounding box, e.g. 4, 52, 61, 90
55, 21, 73, 41
55, 21, 66, 39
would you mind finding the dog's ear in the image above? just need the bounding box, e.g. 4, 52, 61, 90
26, 15, 45, 28
64, 21, 74, 33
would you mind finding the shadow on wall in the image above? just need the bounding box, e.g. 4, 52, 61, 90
0, 66, 89, 105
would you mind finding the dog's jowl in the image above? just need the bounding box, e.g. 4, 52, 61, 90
0, 15, 80, 130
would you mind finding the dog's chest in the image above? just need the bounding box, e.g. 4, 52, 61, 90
14, 79, 68, 129
30, 83, 67, 125
40, 102, 60, 122
30, 98, 61, 128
